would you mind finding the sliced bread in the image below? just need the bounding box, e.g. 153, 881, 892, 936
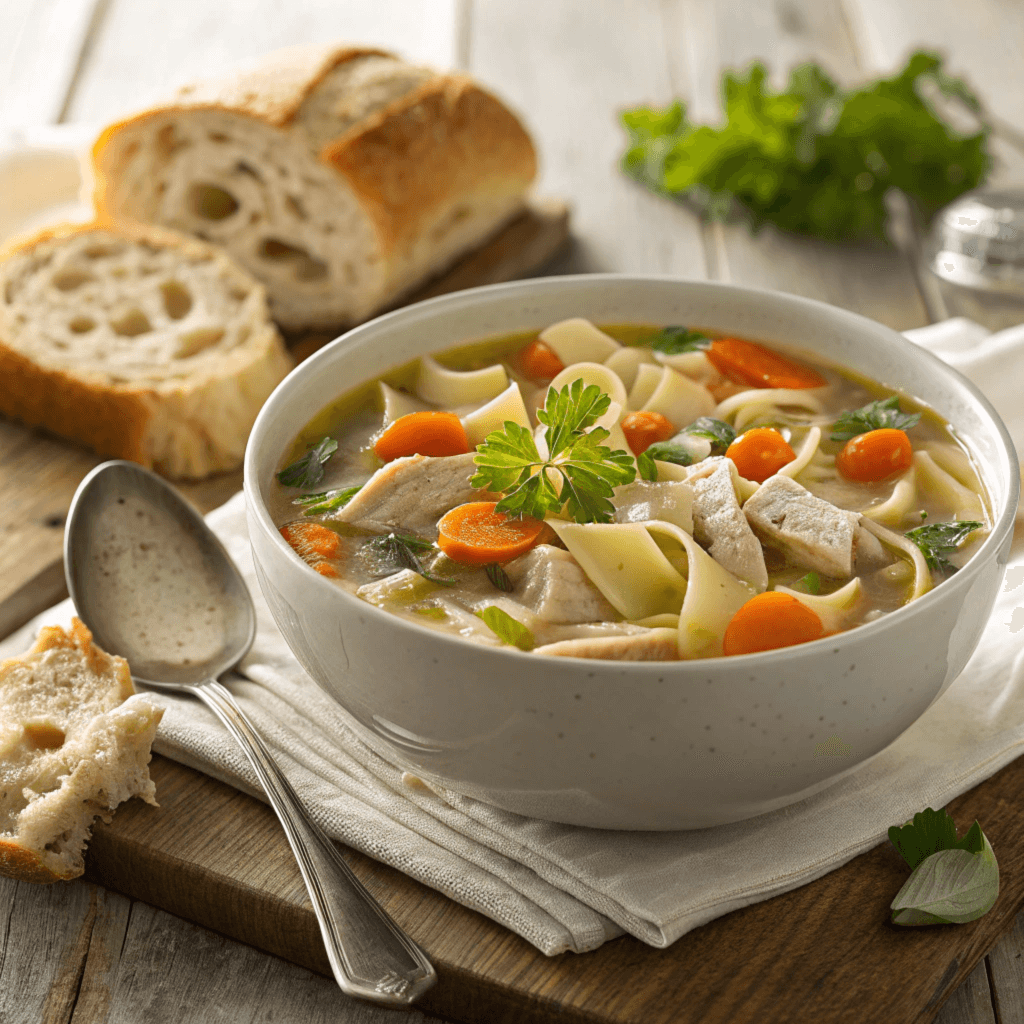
0, 618, 163, 883
0, 220, 293, 478
91, 44, 537, 330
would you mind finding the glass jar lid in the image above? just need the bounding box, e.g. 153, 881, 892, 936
926, 187, 1024, 295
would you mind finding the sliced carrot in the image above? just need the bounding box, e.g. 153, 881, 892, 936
515, 338, 565, 382
726, 428, 796, 483
314, 561, 340, 578
706, 338, 827, 390
621, 410, 676, 455
437, 502, 545, 565
836, 428, 913, 483
723, 592, 824, 656
280, 522, 341, 560
373, 410, 470, 462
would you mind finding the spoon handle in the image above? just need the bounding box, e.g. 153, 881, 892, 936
193, 678, 437, 1006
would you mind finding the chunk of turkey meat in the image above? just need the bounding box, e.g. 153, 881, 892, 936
686, 457, 768, 591
333, 453, 488, 539
502, 545, 619, 624
743, 474, 862, 578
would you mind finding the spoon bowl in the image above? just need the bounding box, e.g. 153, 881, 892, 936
64, 461, 436, 1006
64, 460, 255, 685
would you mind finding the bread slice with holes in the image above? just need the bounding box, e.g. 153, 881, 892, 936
0, 618, 163, 883
0, 220, 293, 478
91, 43, 537, 331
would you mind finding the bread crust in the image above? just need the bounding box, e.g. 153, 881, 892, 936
322, 74, 537, 254
0, 618, 145, 884
0, 220, 292, 477
90, 44, 537, 329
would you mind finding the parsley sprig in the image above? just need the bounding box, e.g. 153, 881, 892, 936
277, 437, 338, 488
292, 485, 362, 516
905, 521, 984, 575
621, 51, 990, 243
830, 396, 921, 443
472, 381, 636, 523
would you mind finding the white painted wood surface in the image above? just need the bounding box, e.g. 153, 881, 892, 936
0, 0, 1022, 1020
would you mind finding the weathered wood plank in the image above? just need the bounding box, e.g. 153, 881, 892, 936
933, 962, 997, 1024
101, 901, 448, 1024
984, 912, 1024, 1024
0, 0, 101, 128
0, 875, 130, 1024
469, 0, 707, 277
662, 0, 930, 330
64, 0, 461, 125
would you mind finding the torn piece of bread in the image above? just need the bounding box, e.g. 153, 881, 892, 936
91, 43, 537, 330
0, 220, 293, 478
0, 618, 163, 883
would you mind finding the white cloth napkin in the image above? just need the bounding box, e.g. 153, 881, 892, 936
3, 317, 1023, 957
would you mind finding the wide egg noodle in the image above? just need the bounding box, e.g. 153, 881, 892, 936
778, 425, 822, 480
547, 521, 688, 621
416, 355, 508, 406
773, 577, 865, 633
628, 362, 663, 410
548, 361, 629, 413
539, 317, 621, 365
604, 346, 655, 391
859, 468, 918, 528
461, 381, 531, 447
912, 450, 987, 523
858, 517, 932, 600
714, 388, 825, 431
922, 440, 987, 498
592, 400, 632, 455
379, 381, 431, 426
653, 349, 715, 380
644, 521, 756, 659
640, 365, 716, 428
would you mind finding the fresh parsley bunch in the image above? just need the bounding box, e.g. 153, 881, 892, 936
472, 380, 636, 523
621, 51, 991, 243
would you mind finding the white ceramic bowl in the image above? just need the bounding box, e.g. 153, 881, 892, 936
244, 276, 1019, 830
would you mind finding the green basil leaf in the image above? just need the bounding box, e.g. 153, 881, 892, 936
888, 806, 985, 871
475, 606, 536, 651
637, 450, 659, 481
891, 838, 999, 925
644, 441, 694, 467
681, 417, 736, 454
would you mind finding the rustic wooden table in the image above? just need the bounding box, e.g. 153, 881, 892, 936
2, 1, 1023, 1022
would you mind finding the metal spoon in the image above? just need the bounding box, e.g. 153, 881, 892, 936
64, 461, 436, 1007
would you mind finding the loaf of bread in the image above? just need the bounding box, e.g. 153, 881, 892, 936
0, 220, 293, 478
0, 618, 163, 883
91, 43, 537, 331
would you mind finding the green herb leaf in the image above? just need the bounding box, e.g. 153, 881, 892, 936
276, 437, 339, 488
472, 381, 636, 523
681, 417, 737, 455
637, 450, 659, 481
621, 51, 991, 243
891, 838, 999, 926
644, 441, 694, 468
830, 396, 922, 442
362, 533, 455, 586
904, 521, 984, 575
485, 562, 515, 593
475, 606, 536, 651
297, 485, 362, 516
888, 806, 985, 871
799, 571, 821, 595
647, 325, 712, 354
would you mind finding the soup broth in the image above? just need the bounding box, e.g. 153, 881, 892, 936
270, 320, 990, 661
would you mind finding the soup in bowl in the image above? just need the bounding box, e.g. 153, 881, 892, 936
244, 276, 1018, 829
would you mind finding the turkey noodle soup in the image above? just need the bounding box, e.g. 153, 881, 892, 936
270, 319, 990, 661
